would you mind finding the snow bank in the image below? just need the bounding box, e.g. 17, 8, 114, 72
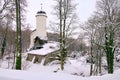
0, 68, 80, 80
0, 68, 120, 80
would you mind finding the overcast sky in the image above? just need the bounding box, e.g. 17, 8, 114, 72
26, 0, 97, 29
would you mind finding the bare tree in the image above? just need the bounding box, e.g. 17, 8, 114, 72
52, 0, 78, 70
0, 0, 28, 69
95, 0, 120, 74
85, 0, 120, 74
82, 20, 96, 76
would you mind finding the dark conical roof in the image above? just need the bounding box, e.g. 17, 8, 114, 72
37, 11, 46, 14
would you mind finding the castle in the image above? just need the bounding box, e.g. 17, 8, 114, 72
27, 8, 60, 65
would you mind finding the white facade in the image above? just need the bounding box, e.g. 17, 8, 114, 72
29, 11, 47, 48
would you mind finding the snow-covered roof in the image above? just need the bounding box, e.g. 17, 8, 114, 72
28, 41, 60, 55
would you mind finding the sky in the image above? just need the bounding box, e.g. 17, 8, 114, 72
26, 0, 97, 29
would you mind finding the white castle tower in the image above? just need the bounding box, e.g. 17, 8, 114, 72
36, 10, 47, 38
29, 6, 47, 48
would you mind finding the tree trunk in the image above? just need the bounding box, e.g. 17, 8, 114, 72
62, 0, 67, 65
90, 39, 93, 76
0, 23, 8, 59
99, 49, 102, 74
104, 26, 114, 74
15, 0, 22, 70
59, 0, 64, 70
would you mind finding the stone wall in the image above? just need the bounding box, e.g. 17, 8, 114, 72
26, 50, 60, 65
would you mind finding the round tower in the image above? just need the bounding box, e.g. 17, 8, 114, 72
36, 10, 47, 40
29, 10, 47, 49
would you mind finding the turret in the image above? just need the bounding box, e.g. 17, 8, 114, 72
36, 10, 47, 40
29, 5, 47, 49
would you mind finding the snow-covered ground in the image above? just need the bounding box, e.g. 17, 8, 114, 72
0, 56, 120, 80
0, 49, 120, 80
0, 67, 120, 80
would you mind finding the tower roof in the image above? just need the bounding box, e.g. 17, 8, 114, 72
37, 11, 46, 14
36, 3, 46, 16
36, 10, 47, 17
